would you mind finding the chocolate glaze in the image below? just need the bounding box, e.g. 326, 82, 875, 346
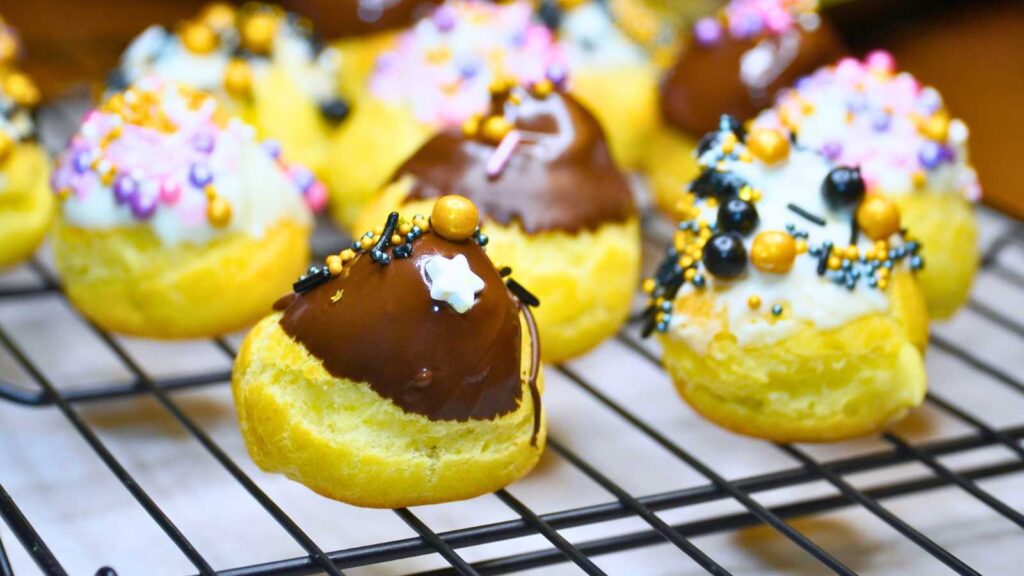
278, 233, 541, 438
660, 22, 844, 137
392, 91, 636, 234
281, 0, 442, 38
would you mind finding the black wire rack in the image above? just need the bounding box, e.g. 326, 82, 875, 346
0, 211, 1022, 576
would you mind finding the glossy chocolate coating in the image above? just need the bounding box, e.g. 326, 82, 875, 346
281, 0, 442, 38
278, 233, 538, 429
392, 91, 636, 234
660, 22, 844, 137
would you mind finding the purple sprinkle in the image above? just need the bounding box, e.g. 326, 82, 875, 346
729, 13, 763, 39
190, 163, 213, 188
821, 141, 844, 160
459, 62, 479, 79
917, 87, 942, 114
263, 139, 282, 159
113, 174, 138, 204
871, 110, 892, 132
291, 167, 315, 192
72, 149, 92, 174
546, 64, 568, 87
510, 31, 525, 48
794, 76, 813, 91
192, 132, 216, 154
918, 141, 943, 170
939, 144, 956, 163
693, 17, 722, 47
432, 6, 456, 32
130, 192, 158, 220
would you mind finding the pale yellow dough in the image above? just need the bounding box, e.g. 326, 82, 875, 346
570, 65, 659, 171
232, 310, 546, 508
660, 271, 930, 442
358, 184, 641, 363
643, 126, 701, 218
52, 219, 310, 339
0, 144, 54, 269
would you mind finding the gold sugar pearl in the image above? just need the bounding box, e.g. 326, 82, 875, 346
720, 132, 738, 154
390, 234, 403, 246
242, 12, 277, 54
750, 231, 797, 273
827, 255, 841, 270
919, 112, 950, 142
462, 115, 481, 137
488, 77, 512, 97
204, 185, 217, 199
746, 128, 790, 165
795, 239, 808, 254
201, 2, 237, 29
857, 195, 901, 241
911, 170, 927, 188
431, 195, 479, 241
358, 236, 374, 250
207, 196, 232, 227
531, 79, 554, 98
180, 22, 219, 54
642, 278, 656, 293
480, 115, 512, 144
224, 59, 253, 97
747, 295, 761, 309
684, 268, 697, 281
340, 249, 355, 262
325, 255, 343, 276
0, 132, 12, 165
4, 72, 40, 108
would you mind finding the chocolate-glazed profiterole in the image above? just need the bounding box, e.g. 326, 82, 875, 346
660, 0, 843, 136
283, 0, 442, 38
358, 79, 641, 363
396, 79, 634, 234
233, 196, 546, 507
278, 227, 526, 423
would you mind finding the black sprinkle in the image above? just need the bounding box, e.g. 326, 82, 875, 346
293, 265, 331, 293
507, 279, 540, 308
319, 98, 351, 123
641, 317, 658, 338
817, 244, 832, 276
849, 212, 860, 245
107, 68, 129, 92
393, 243, 413, 259
498, 266, 513, 277
370, 212, 400, 265
787, 203, 826, 226
537, 0, 563, 30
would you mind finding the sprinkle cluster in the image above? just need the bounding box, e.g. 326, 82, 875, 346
642, 116, 923, 337
117, 2, 348, 124
51, 80, 325, 225
369, 0, 566, 126
754, 51, 981, 200
692, 0, 819, 47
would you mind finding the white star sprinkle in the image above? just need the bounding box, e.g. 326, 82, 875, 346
423, 254, 485, 314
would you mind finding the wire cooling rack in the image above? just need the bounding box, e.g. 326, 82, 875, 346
0, 201, 1022, 575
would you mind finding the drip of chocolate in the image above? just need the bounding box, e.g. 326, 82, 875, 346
278, 233, 540, 438
392, 90, 636, 234
281, 0, 443, 38
660, 22, 844, 137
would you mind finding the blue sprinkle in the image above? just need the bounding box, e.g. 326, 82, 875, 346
661, 301, 672, 312
693, 274, 706, 288
771, 304, 783, 316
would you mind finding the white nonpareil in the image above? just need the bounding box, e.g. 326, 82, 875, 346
423, 254, 485, 313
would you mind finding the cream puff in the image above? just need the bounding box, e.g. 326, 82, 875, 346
643, 119, 929, 442
326, 0, 566, 230
0, 62, 52, 269
358, 82, 640, 362
113, 2, 347, 186
50, 79, 323, 338
648, 0, 843, 216
752, 52, 980, 319
233, 196, 545, 507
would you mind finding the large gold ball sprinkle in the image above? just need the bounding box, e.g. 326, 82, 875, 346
461, 115, 480, 137
431, 195, 479, 242
242, 13, 277, 55
919, 112, 949, 142
746, 128, 790, 165
201, 2, 237, 29
856, 195, 901, 241
480, 115, 512, 144
180, 22, 219, 55
224, 59, 253, 97
750, 231, 797, 274
207, 196, 232, 227
0, 132, 13, 165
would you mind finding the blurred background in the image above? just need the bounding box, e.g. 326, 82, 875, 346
3, 0, 1021, 218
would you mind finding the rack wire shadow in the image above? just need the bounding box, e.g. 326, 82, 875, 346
0, 221, 1022, 576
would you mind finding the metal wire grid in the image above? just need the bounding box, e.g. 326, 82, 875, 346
0, 217, 1021, 576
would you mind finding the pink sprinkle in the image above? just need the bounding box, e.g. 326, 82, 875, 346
159, 178, 182, 204
865, 50, 895, 74
305, 181, 328, 213
485, 130, 521, 178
